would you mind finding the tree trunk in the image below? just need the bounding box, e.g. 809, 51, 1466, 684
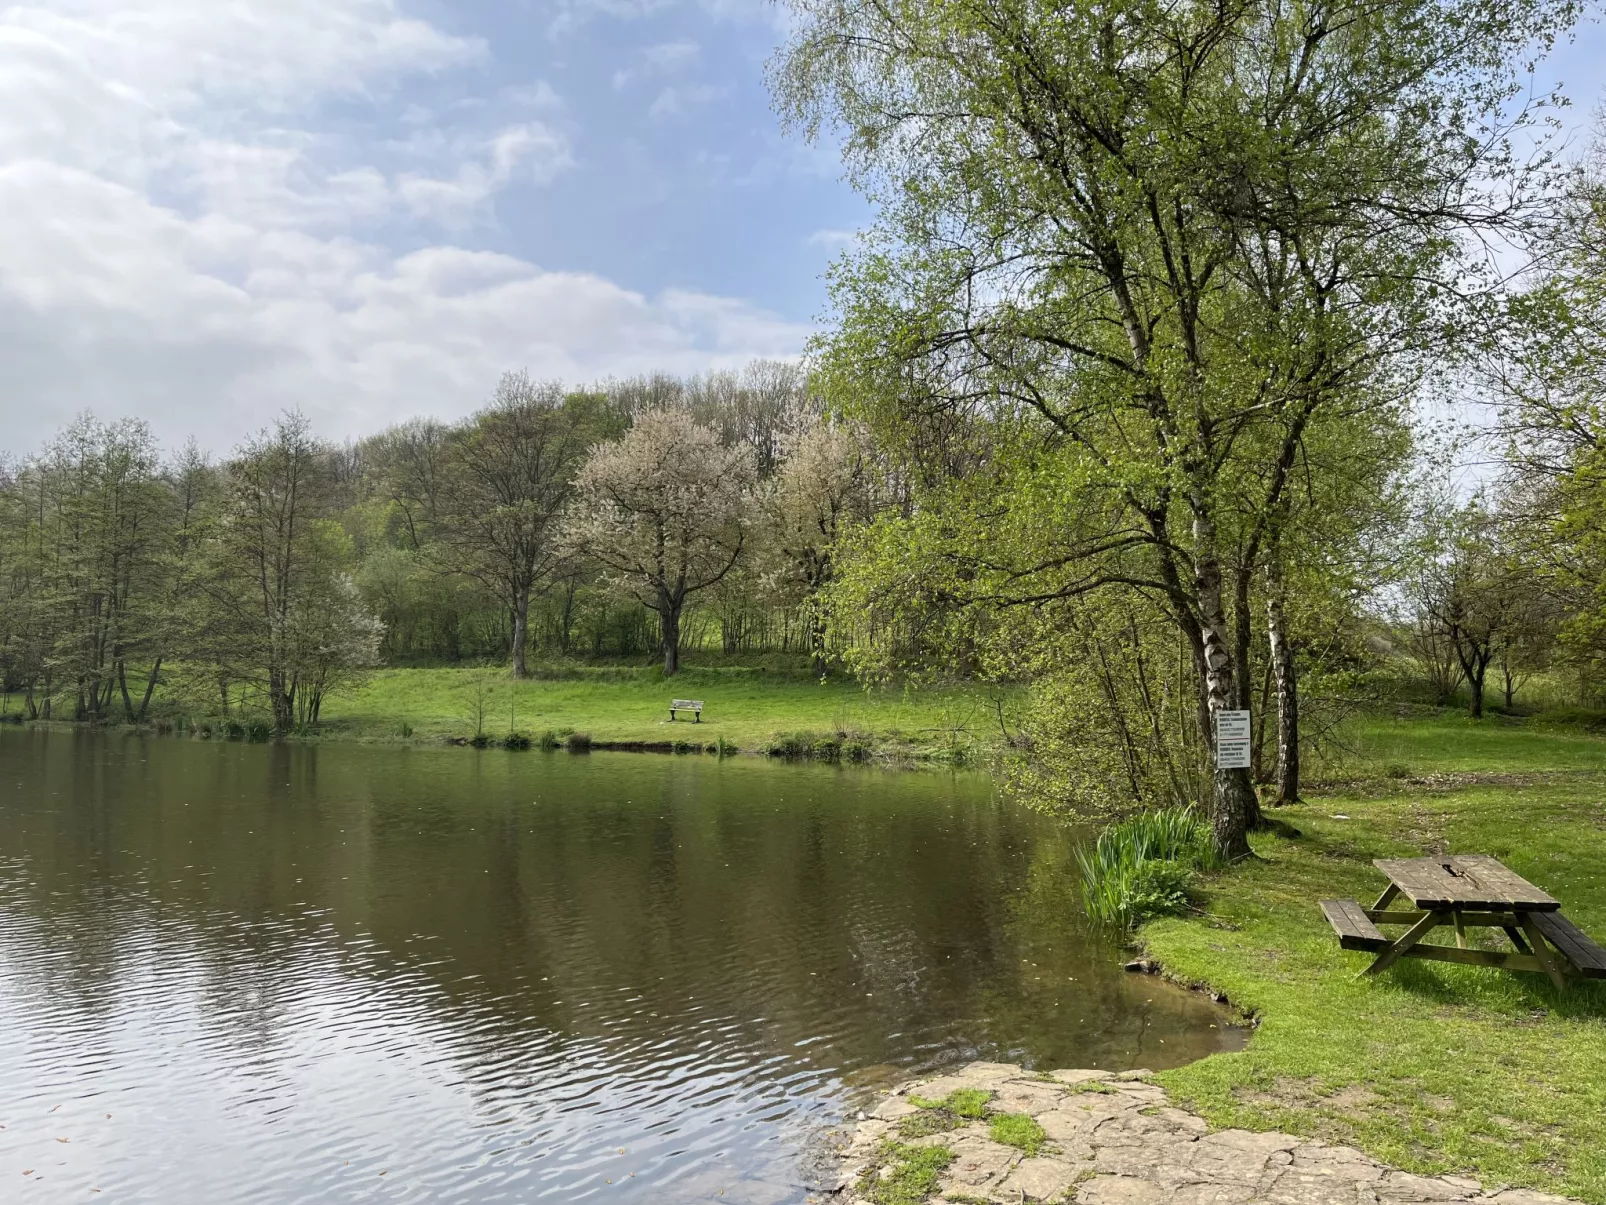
1266, 556, 1300, 805
118, 660, 136, 722
137, 657, 163, 722
1194, 523, 1258, 861
270, 667, 294, 735
1468, 660, 1485, 718
511, 588, 531, 679
661, 596, 682, 676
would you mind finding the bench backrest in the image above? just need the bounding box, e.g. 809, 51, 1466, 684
670, 699, 704, 709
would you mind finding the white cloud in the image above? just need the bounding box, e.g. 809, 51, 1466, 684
648, 82, 731, 121
0, 1, 810, 454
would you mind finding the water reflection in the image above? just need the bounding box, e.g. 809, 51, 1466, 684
0, 729, 1241, 1203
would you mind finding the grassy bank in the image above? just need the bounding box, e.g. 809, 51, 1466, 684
306, 664, 1004, 761
1146, 716, 1606, 1203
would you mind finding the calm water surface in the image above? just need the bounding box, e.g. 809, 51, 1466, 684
0, 729, 1240, 1203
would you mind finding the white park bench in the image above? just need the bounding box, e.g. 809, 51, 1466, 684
669, 699, 704, 723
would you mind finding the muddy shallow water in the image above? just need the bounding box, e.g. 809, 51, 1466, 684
0, 729, 1241, 1203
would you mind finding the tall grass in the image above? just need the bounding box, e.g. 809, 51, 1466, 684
1077, 806, 1220, 928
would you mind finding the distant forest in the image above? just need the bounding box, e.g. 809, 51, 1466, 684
0, 361, 886, 732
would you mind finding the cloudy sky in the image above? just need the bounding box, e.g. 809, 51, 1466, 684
1, 1, 1603, 455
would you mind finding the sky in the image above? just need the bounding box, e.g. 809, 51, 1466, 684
0, 1, 1603, 456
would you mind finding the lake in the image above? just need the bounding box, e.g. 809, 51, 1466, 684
0, 728, 1241, 1203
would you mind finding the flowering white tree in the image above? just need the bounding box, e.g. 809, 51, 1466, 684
568, 409, 757, 675
763, 421, 882, 672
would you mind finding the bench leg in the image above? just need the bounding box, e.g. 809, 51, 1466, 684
1502, 925, 1532, 954
1363, 911, 1442, 977
1519, 913, 1570, 991
694, 713, 699, 723
669, 711, 675, 721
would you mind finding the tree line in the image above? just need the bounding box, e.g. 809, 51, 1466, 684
0, 361, 885, 730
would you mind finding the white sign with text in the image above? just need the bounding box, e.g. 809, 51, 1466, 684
1215, 709, 1252, 770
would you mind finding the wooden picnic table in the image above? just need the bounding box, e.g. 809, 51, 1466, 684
1320, 854, 1606, 989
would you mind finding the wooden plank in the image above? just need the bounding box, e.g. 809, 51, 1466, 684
1392, 944, 1551, 974
1374, 856, 1558, 910
1320, 899, 1388, 952
1374, 858, 1461, 908
1362, 911, 1443, 976
1367, 910, 1527, 927
1528, 911, 1606, 979
1446, 855, 1559, 911
1520, 913, 1570, 989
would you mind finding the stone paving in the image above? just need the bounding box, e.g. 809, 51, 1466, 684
832, 1061, 1576, 1205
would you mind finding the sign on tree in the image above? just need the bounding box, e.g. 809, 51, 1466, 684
1215, 710, 1252, 771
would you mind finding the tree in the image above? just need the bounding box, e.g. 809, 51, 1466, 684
436, 373, 606, 678
568, 408, 757, 675
775, 0, 1574, 858
199, 414, 380, 734
763, 420, 883, 673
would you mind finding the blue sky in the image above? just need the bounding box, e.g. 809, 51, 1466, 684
0, 0, 1601, 454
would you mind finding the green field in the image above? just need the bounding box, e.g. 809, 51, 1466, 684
1148, 719, 1606, 1203
310, 664, 1004, 759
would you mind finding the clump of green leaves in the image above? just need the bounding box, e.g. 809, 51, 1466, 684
988, 1111, 1048, 1156
898, 1086, 994, 1138
908, 1088, 991, 1118
1077, 807, 1220, 927
855, 1140, 956, 1205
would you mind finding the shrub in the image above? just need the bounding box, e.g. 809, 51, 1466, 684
246, 721, 271, 743
716, 736, 738, 757
843, 740, 872, 762
766, 732, 811, 758
468, 733, 492, 749
223, 720, 246, 741
539, 730, 561, 750
566, 731, 592, 752
1077, 806, 1218, 928
811, 736, 842, 761
396, 722, 414, 739
503, 732, 532, 750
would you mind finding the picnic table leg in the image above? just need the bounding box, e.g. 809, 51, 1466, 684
1453, 912, 1467, 949
1518, 913, 1570, 991
1363, 911, 1443, 977
1371, 884, 1400, 911
1502, 924, 1532, 954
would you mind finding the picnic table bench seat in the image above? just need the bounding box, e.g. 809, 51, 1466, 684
1321, 899, 1390, 952
1528, 911, 1606, 979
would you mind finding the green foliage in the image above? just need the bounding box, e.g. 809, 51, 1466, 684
1077, 807, 1219, 928
565, 731, 592, 752
987, 1112, 1047, 1157
502, 732, 532, 750
855, 1140, 956, 1205
907, 1088, 991, 1119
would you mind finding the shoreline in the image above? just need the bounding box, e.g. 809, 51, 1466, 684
833, 1060, 1579, 1205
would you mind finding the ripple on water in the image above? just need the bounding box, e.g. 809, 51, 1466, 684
0, 730, 1243, 1203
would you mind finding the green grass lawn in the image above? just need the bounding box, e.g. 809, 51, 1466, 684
1147, 719, 1606, 1203
313, 664, 1005, 759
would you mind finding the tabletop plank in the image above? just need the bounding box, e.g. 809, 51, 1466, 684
1446, 855, 1559, 910
1372, 856, 1559, 910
